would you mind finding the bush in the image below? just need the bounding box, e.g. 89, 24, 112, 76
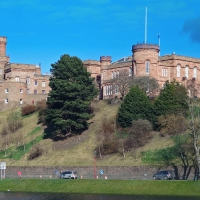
21, 104, 36, 116
1, 125, 9, 136
7, 111, 23, 132
158, 114, 188, 137
28, 145, 43, 160
126, 119, 153, 148
36, 100, 47, 124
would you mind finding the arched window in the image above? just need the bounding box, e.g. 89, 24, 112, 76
177, 65, 180, 77
145, 61, 150, 74
111, 71, 113, 79
129, 67, 132, 76
194, 67, 197, 78
185, 66, 189, 78
117, 71, 119, 78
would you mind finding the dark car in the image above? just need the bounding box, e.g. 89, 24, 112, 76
153, 170, 174, 180
59, 171, 78, 179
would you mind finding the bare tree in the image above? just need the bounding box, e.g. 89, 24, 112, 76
132, 76, 159, 97
112, 69, 133, 100
188, 99, 200, 179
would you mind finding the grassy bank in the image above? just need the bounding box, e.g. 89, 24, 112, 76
0, 179, 200, 197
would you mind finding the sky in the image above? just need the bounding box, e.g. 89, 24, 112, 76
0, 0, 200, 74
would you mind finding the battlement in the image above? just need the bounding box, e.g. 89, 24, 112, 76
0, 36, 7, 43
132, 43, 160, 52
100, 56, 112, 63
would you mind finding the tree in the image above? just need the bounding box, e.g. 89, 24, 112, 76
117, 86, 156, 128
112, 69, 133, 100
132, 76, 159, 97
154, 80, 189, 117
45, 54, 98, 138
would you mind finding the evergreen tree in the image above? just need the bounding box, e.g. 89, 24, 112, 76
45, 54, 98, 137
117, 86, 155, 128
154, 80, 189, 116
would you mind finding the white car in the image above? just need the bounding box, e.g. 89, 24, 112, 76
59, 171, 78, 179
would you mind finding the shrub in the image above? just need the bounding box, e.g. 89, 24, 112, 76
21, 104, 36, 116
7, 110, 23, 132
1, 125, 9, 136
126, 119, 153, 148
158, 114, 188, 137
36, 100, 47, 125
28, 145, 43, 160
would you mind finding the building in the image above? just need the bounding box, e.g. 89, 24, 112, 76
0, 36, 51, 111
1, 36, 200, 111
83, 43, 200, 99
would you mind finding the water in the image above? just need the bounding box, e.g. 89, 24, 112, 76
0, 192, 199, 200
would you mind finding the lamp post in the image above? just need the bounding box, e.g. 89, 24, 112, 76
94, 151, 96, 179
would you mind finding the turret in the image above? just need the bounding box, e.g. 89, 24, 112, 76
100, 56, 112, 70
0, 37, 7, 57
132, 43, 160, 76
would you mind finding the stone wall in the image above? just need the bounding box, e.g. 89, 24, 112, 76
4, 166, 196, 180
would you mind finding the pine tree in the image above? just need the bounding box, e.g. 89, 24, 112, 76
154, 80, 189, 116
45, 54, 98, 137
117, 86, 155, 128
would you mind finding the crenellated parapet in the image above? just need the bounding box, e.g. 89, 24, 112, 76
132, 43, 160, 52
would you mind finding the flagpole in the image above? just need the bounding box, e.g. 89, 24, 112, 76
145, 7, 147, 44
158, 33, 160, 56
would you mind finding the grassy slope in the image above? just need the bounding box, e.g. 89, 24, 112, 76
0, 101, 173, 167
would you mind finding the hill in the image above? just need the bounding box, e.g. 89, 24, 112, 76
0, 101, 174, 167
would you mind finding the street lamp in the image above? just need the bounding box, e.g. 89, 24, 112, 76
94, 151, 96, 179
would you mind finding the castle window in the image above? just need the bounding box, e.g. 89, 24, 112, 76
15, 76, 19, 81
185, 66, 189, 78
42, 90, 45, 94
5, 98, 8, 103
177, 65, 180, 77
26, 89, 30, 94
5, 88, 9, 93
162, 69, 168, 77
20, 89, 23, 93
0, 69, 2, 74
115, 85, 118, 94
111, 71, 114, 79
34, 80, 38, 86
145, 61, 150, 74
34, 90, 38, 94
26, 78, 30, 84
114, 71, 116, 79
20, 99, 23, 105
117, 70, 119, 78
129, 67, 132, 76
42, 81, 46, 87
194, 67, 197, 78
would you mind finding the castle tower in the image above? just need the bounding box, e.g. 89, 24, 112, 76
100, 56, 111, 81
132, 43, 160, 78
0, 36, 9, 81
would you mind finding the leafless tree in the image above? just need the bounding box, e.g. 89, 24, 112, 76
112, 69, 133, 100
188, 99, 200, 179
132, 76, 159, 97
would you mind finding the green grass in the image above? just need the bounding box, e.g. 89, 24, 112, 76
0, 179, 200, 196
0, 135, 44, 160
27, 126, 42, 136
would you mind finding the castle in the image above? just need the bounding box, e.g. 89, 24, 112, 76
1, 36, 200, 111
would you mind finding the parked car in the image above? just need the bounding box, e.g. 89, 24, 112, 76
153, 170, 174, 180
59, 171, 78, 179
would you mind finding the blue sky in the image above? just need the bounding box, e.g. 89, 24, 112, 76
1, 0, 200, 73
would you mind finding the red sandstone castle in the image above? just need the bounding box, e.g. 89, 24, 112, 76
0, 36, 199, 111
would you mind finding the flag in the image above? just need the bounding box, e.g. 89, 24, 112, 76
157, 33, 160, 38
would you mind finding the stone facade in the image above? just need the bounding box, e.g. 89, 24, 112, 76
83, 43, 200, 99
0, 36, 51, 111
1, 36, 200, 111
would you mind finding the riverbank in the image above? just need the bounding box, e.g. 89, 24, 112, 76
0, 179, 200, 197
